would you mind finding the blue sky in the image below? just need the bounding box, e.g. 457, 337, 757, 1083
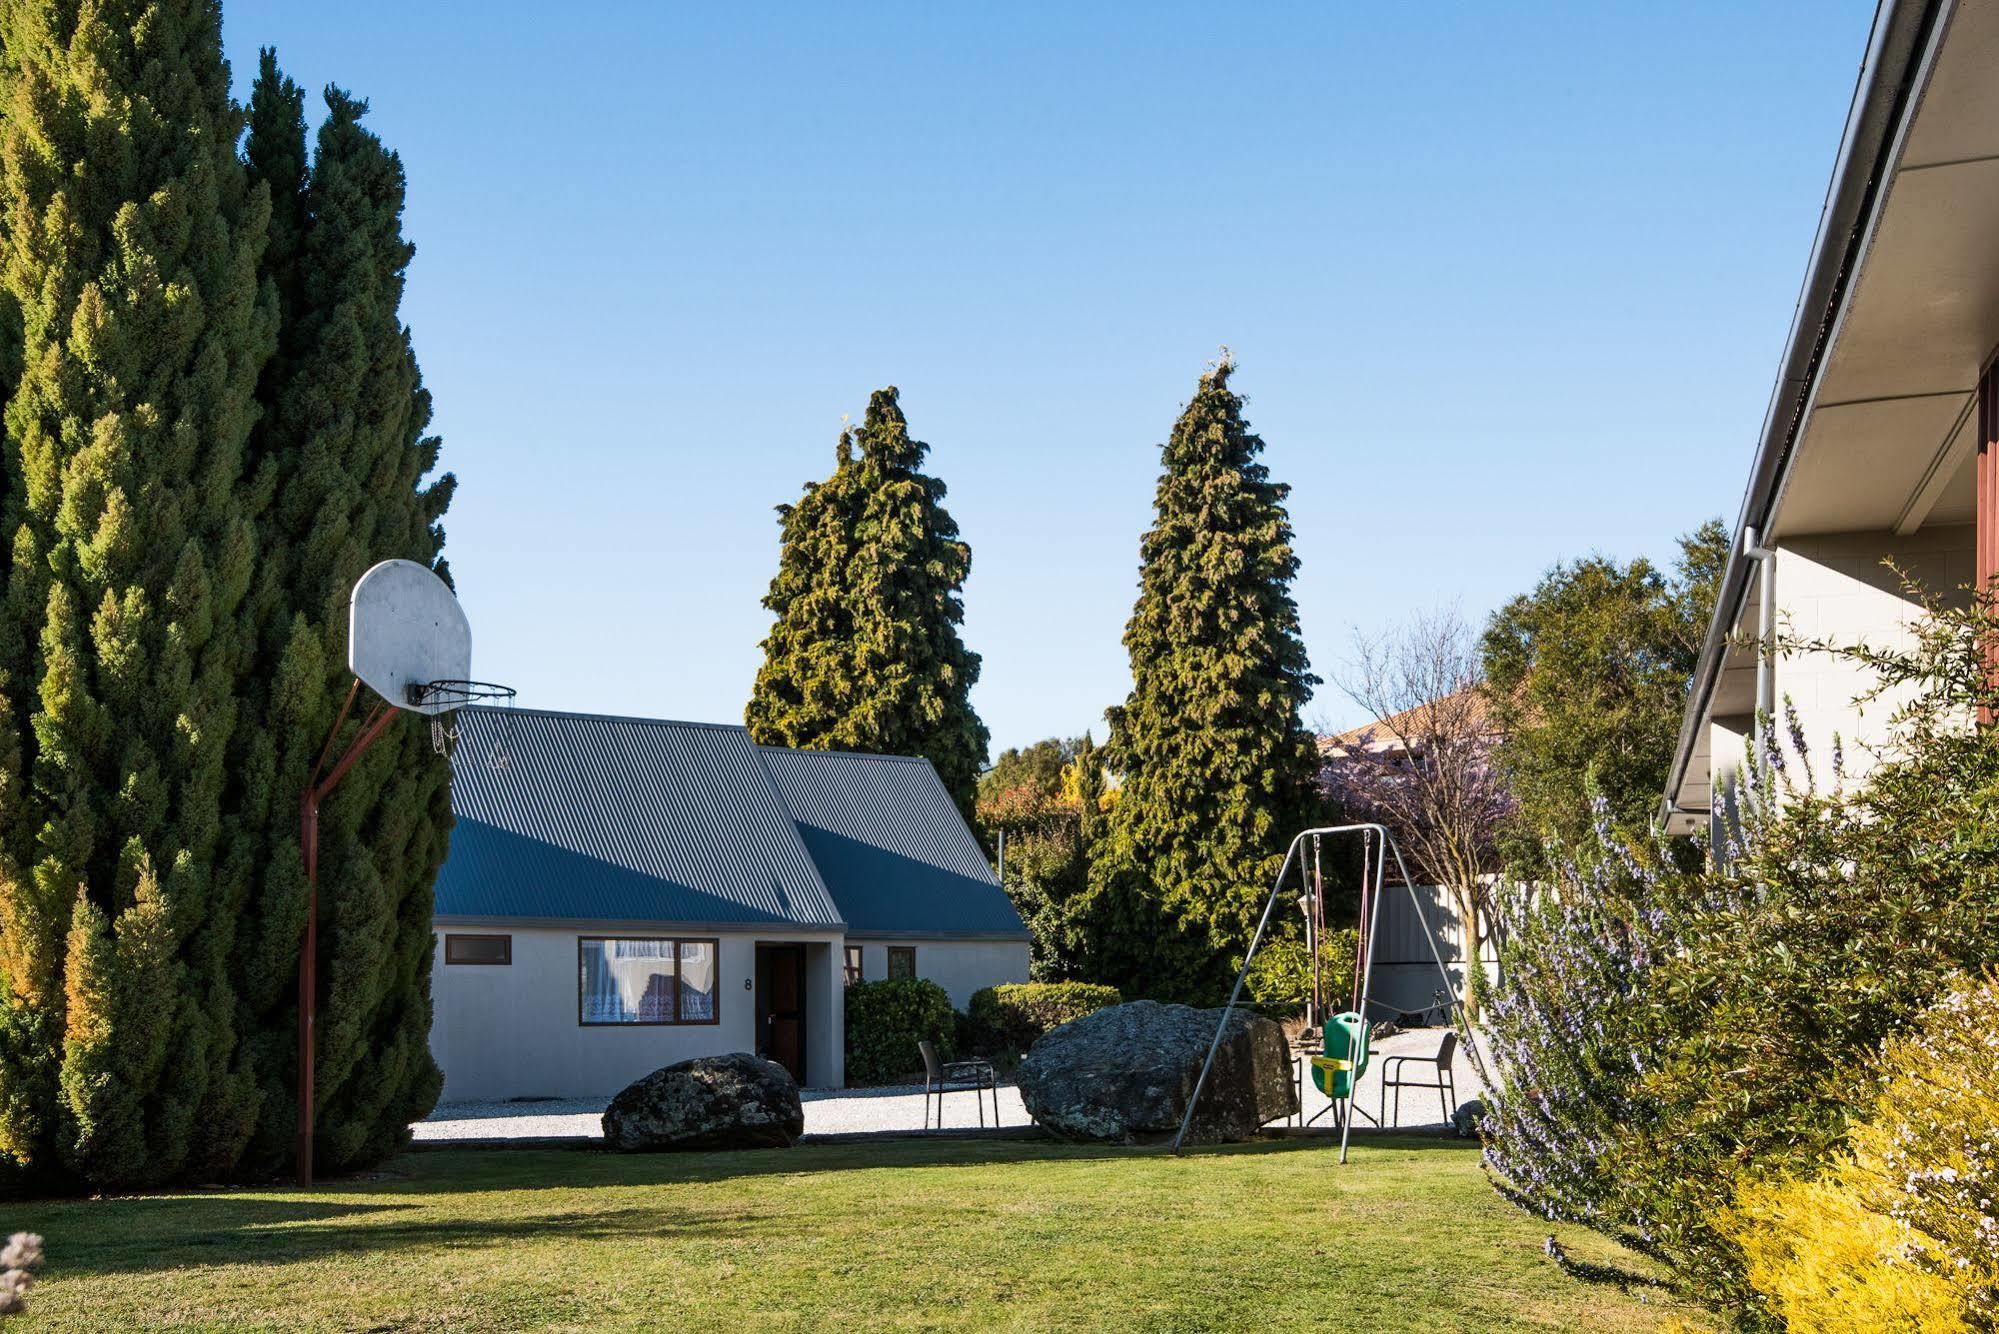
224, 2, 1875, 750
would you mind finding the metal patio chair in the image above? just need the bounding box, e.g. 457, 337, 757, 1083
1379, 1029, 1458, 1127
918, 1040, 1000, 1128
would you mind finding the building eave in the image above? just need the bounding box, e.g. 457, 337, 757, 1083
1662, 0, 1950, 826
432, 915, 846, 936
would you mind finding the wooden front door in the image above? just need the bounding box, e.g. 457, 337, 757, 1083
757, 944, 807, 1085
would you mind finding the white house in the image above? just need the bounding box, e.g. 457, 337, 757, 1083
1664, 0, 1999, 835
427, 706, 1029, 1099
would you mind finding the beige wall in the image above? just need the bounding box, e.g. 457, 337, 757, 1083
847, 939, 1030, 1008
430, 926, 845, 1100
1767, 525, 1972, 786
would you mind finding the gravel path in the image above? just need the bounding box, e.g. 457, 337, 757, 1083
413, 1082, 1028, 1142
410, 1027, 1484, 1143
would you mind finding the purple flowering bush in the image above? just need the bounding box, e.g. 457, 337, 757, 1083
1477, 800, 1681, 1244
1482, 583, 1999, 1324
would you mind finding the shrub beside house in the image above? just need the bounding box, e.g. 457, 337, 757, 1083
1484, 1, 1999, 1322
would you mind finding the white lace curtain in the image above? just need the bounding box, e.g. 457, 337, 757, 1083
580, 939, 716, 1023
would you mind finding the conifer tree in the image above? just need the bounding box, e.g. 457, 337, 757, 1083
0, 0, 276, 1184
1091, 359, 1321, 1003
747, 388, 988, 821
234, 69, 452, 1176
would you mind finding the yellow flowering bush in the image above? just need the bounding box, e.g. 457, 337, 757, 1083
1718, 974, 1999, 1331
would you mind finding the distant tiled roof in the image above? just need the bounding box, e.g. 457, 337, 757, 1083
761, 747, 1030, 941
437, 707, 844, 929
1323, 687, 1500, 754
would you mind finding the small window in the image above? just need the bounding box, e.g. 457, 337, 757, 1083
578, 937, 719, 1025
445, 933, 511, 965
843, 945, 864, 986
887, 946, 916, 982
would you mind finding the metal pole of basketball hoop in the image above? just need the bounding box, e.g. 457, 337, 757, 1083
297, 558, 503, 1187
297, 679, 402, 1187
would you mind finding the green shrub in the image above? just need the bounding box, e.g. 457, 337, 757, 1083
964, 982, 1121, 1060
844, 979, 957, 1085
1482, 583, 1999, 1322
1717, 973, 1999, 1330
1240, 928, 1359, 1019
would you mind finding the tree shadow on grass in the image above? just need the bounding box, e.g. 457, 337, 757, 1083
30, 1198, 792, 1281
18, 1134, 1494, 1286
384, 1130, 1472, 1195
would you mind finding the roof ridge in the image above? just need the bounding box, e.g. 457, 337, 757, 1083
460, 703, 752, 734
758, 744, 935, 765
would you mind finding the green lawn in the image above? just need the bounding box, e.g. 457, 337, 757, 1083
14, 1136, 1698, 1331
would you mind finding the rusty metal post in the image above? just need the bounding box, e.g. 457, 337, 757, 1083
297, 684, 400, 1187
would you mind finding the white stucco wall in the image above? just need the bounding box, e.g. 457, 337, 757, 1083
847, 938, 1030, 1008
429, 925, 845, 1099
1769, 525, 1973, 785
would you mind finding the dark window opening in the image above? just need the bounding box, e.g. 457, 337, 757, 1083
445, 933, 511, 965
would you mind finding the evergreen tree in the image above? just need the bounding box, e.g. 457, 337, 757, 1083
978, 735, 1104, 981
1481, 519, 1728, 872
234, 69, 452, 1176
747, 388, 988, 820
1092, 359, 1321, 1003
0, 0, 276, 1185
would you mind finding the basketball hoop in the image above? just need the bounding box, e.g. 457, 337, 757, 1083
292, 560, 514, 1188
408, 679, 517, 759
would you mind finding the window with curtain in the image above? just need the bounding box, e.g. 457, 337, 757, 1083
843, 945, 863, 986
888, 946, 916, 981
578, 938, 719, 1025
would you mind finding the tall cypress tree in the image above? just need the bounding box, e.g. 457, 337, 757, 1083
747, 387, 988, 820
1092, 359, 1321, 1003
234, 70, 452, 1176
0, 0, 276, 1185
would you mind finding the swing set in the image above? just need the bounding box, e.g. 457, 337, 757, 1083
1171, 824, 1482, 1162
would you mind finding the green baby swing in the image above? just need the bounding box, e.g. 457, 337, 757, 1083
1172, 823, 1476, 1162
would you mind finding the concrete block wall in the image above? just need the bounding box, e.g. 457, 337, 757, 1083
1770, 524, 1973, 785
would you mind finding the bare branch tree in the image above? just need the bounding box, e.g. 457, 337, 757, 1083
1323, 606, 1510, 1016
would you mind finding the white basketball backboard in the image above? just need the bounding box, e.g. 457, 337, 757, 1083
349, 560, 472, 716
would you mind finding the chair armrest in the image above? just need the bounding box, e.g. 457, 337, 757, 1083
942, 1060, 994, 1076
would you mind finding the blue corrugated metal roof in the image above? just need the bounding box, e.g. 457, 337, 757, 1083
760, 747, 1029, 940
437, 708, 844, 928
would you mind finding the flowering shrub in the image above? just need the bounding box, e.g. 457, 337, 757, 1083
962, 982, 1121, 1062
1478, 806, 1673, 1241
1482, 583, 1999, 1321
1718, 974, 1999, 1329
844, 979, 957, 1085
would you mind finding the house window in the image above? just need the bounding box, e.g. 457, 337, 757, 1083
445, 933, 511, 965
578, 937, 719, 1025
843, 945, 864, 986
887, 946, 916, 982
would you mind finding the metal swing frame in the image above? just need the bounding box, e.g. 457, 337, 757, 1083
1171, 823, 1477, 1162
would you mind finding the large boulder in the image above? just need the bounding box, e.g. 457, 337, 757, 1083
1016, 1000, 1295, 1144
602, 1053, 805, 1151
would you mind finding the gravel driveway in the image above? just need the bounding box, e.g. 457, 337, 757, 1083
413, 1081, 1030, 1143
411, 1027, 1484, 1144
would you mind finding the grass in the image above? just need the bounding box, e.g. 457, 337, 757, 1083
14, 1135, 1701, 1331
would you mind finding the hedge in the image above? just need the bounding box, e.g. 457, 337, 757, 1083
964, 982, 1122, 1061
844, 979, 956, 1085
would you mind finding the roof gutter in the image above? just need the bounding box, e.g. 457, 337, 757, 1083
1662, 0, 1950, 823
